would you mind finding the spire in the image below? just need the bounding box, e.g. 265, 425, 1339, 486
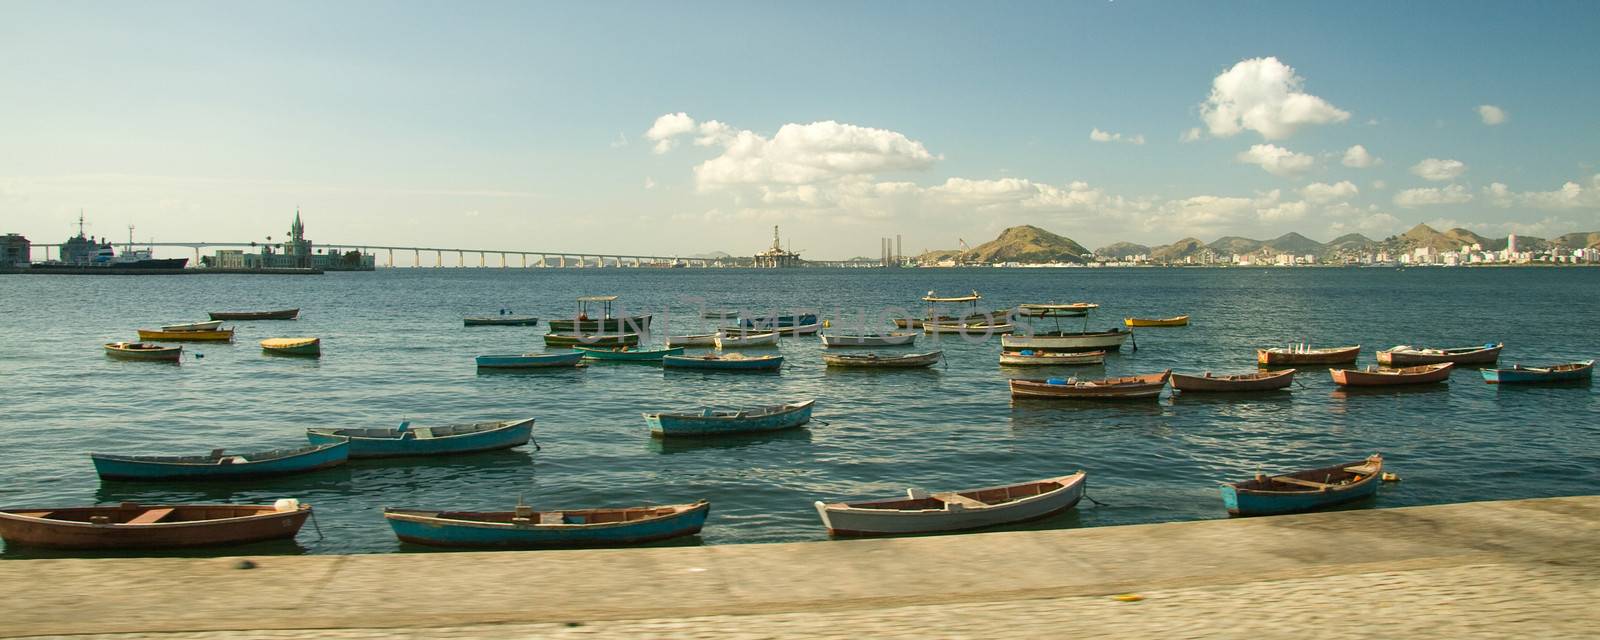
291, 209, 304, 239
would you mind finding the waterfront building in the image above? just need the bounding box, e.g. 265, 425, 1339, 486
0, 233, 29, 266
201, 211, 375, 271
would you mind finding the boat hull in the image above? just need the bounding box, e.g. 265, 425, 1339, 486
91, 443, 348, 481
644, 401, 814, 437
665, 334, 718, 347
463, 316, 539, 326
260, 337, 321, 356
104, 342, 182, 361
137, 329, 234, 342
1124, 315, 1189, 327
822, 351, 941, 368
820, 333, 918, 347
739, 314, 818, 329
307, 419, 535, 458
1171, 369, 1296, 392
1256, 346, 1360, 365
209, 309, 299, 320
1008, 370, 1170, 399
662, 355, 783, 371
475, 353, 584, 368
1221, 457, 1383, 516
385, 501, 709, 548
547, 316, 652, 333
1377, 344, 1502, 366
923, 322, 1014, 335
0, 504, 311, 549
998, 350, 1105, 366
161, 320, 223, 332
1331, 363, 1453, 387
1481, 360, 1594, 384
542, 333, 639, 347
816, 473, 1085, 536
574, 346, 685, 361
1002, 330, 1129, 352
713, 331, 780, 348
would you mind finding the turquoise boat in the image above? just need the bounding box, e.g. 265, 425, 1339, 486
1220, 454, 1383, 517
740, 313, 818, 329
573, 346, 685, 362
661, 353, 783, 372
643, 400, 815, 437
306, 418, 535, 459
1481, 360, 1593, 384
90, 442, 349, 481
475, 352, 584, 369
384, 500, 710, 548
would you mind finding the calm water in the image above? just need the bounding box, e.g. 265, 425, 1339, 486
3, 267, 1598, 557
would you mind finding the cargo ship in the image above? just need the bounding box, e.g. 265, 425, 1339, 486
29, 219, 187, 271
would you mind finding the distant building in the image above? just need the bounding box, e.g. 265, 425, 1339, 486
1507, 234, 1518, 254
202, 211, 374, 271
0, 233, 29, 266
754, 225, 801, 268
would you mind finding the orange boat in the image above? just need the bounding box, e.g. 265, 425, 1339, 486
1331, 362, 1453, 387
1257, 344, 1359, 365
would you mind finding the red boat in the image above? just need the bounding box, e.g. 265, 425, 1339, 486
1376, 343, 1502, 366
0, 502, 311, 549
1171, 368, 1295, 392
1331, 362, 1453, 387
1009, 370, 1170, 399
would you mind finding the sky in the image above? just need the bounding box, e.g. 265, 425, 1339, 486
2, 1, 1598, 259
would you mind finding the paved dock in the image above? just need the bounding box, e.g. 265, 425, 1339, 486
4, 496, 1598, 639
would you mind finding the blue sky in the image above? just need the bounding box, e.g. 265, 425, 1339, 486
3, 1, 1597, 258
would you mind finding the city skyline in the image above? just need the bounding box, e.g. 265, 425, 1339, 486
3, 2, 1598, 259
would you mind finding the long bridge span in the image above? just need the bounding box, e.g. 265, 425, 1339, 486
68, 242, 877, 268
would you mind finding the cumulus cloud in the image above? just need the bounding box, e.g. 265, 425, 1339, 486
1478, 105, 1507, 126
691, 120, 938, 189
645, 112, 696, 154
1301, 180, 1359, 204
1199, 57, 1350, 140
1180, 127, 1203, 143
1482, 174, 1599, 210
1325, 203, 1402, 235
1237, 144, 1316, 177
1410, 158, 1467, 181
1394, 184, 1473, 208
1089, 128, 1145, 145
1341, 145, 1379, 168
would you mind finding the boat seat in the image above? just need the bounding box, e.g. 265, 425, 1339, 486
539, 512, 564, 525
1269, 476, 1335, 489
127, 508, 175, 525
13, 511, 52, 519
934, 492, 989, 508
1344, 465, 1380, 475
411, 427, 434, 439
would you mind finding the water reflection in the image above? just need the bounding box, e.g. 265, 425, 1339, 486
649, 428, 814, 455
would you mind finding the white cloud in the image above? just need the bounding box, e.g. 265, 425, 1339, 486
1372, 180, 1387, 190
1394, 184, 1473, 208
1089, 128, 1145, 145
1341, 144, 1379, 168
1301, 180, 1359, 204
1410, 158, 1467, 181
643, 177, 656, 190
1237, 143, 1316, 177
692, 120, 938, 190
1482, 174, 1599, 210
1199, 57, 1350, 140
645, 112, 696, 154
1478, 105, 1508, 126
609, 131, 629, 149
1179, 127, 1203, 143
694, 120, 733, 147
1325, 203, 1401, 235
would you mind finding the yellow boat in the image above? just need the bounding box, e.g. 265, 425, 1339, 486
137, 328, 235, 341
261, 337, 321, 356
1123, 315, 1189, 327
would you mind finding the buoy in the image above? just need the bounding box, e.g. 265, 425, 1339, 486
823, 319, 831, 328
1382, 472, 1400, 482
1112, 593, 1144, 602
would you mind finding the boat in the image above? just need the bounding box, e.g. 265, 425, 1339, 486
1481, 360, 1595, 384
892, 310, 1013, 329
814, 472, 1086, 536
1124, 315, 1190, 327
713, 330, 780, 348
923, 321, 1014, 335
90, 442, 349, 481
547, 296, 652, 333
822, 351, 942, 368
307, 418, 536, 458
0, 500, 313, 549
1330, 362, 1453, 387
1018, 302, 1098, 317
260, 337, 321, 356
161, 320, 223, 332
137, 327, 234, 342
662, 353, 783, 372
1171, 369, 1296, 392
820, 332, 918, 348
701, 309, 741, 319
1001, 329, 1130, 352
104, 342, 182, 362
463, 315, 539, 326
773, 322, 822, 336
475, 352, 585, 369
1008, 370, 1170, 399
998, 349, 1105, 366
543, 332, 639, 347
665, 333, 718, 348
1376, 343, 1502, 366
573, 346, 685, 361
29, 220, 190, 272
384, 500, 710, 548
1256, 344, 1360, 365
208, 308, 299, 321
643, 400, 814, 437
739, 313, 819, 329
1221, 454, 1383, 516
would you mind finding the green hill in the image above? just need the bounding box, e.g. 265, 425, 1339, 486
1094, 241, 1151, 259
962, 225, 1092, 263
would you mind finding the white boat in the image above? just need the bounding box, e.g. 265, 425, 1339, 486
814, 472, 1086, 536
1002, 329, 1129, 351
999, 350, 1106, 366
666, 333, 718, 348
714, 330, 780, 349
820, 332, 919, 348
160, 320, 224, 332
822, 350, 942, 368
773, 322, 822, 336
924, 321, 1014, 335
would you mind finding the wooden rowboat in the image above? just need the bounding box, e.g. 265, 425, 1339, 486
1221, 454, 1383, 516
1009, 370, 1170, 399
0, 501, 313, 549
1377, 343, 1502, 366
643, 400, 814, 437
814, 472, 1086, 537
1331, 362, 1453, 387
1482, 360, 1594, 384
714, 330, 780, 348
385, 500, 710, 548
1018, 302, 1098, 317
1256, 344, 1360, 365
740, 313, 818, 329
475, 352, 585, 369
772, 322, 822, 336
548, 296, 651, 333
1124, 315, 1189, 327
91, 442, 349, 481
208, 308, 299, 321
104, 342, 182, 361
543, 332, 639, 347
820, 332, 918, 348
161, 320, 223, 332
822, 350, 942, 368
1002, 329, 1129, 352
463, 315, 539, 326
1172, 368, 1295, 392
998, 350, 1105, 366
701, 309, 740, 319
662, 353, 783, 372
138, 327, 234, 342
308, 418, 535, 458
923, 321, 1014, 335
573, 346, 685, 361
261, 337, 321, 356
665, 333, 718, 348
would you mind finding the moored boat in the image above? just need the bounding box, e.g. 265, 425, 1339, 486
822, 350, 942, 368
573, 346, 685, 361
260, 337, 321, 356
548, 296, 652, 333
0, 501, 313, 549
665, 333, 718, 348
475, 352, 585, 369
820, 332, 918, 348
543, 332, 639, 347
463, 315, 539, 326
814, 472, 1086, 536
998, 349, 1105, 366
1018, 302, 1098, 317
385, 500, 710, 548
307, 418, 536, 458
1002, 329, 1129, 352
772, 322, 822, 336
739, 313, 819, 329
1256, 344, 1360, 365
1481, 360, 1594, 384
923, 321, 1014, 335
662, 353, 783, 372
104, 342, 182, 361
1377, 343, 1502, 366
701, 309, 740, 319
1124, 315, 1190, 327
713, 330, 780, 348
1172, 368, 1296, 392
91, 442, 349, 481
208, 308, 299, 321
1221, 455, 1383, 516
161, 320, 223, 332
1008, 370, 1170, 399
137, 327, 235, 342
1330, 362, 1453, 387
643, 400, 814, 437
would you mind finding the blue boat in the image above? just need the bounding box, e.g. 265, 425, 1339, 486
1481, 360, 1593, 384
661, 353, 783, 372
644, 400, 815, 437
90, 442, 349, 481
475, 352, 584, 369
306, 418, 535, 459
573, 346, 685, 362
1220, 454, 1383, 517
384, 500, 710, 548
740, 313, 818, 329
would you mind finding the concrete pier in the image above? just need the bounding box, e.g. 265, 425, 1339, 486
3, 496, 1597, 638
